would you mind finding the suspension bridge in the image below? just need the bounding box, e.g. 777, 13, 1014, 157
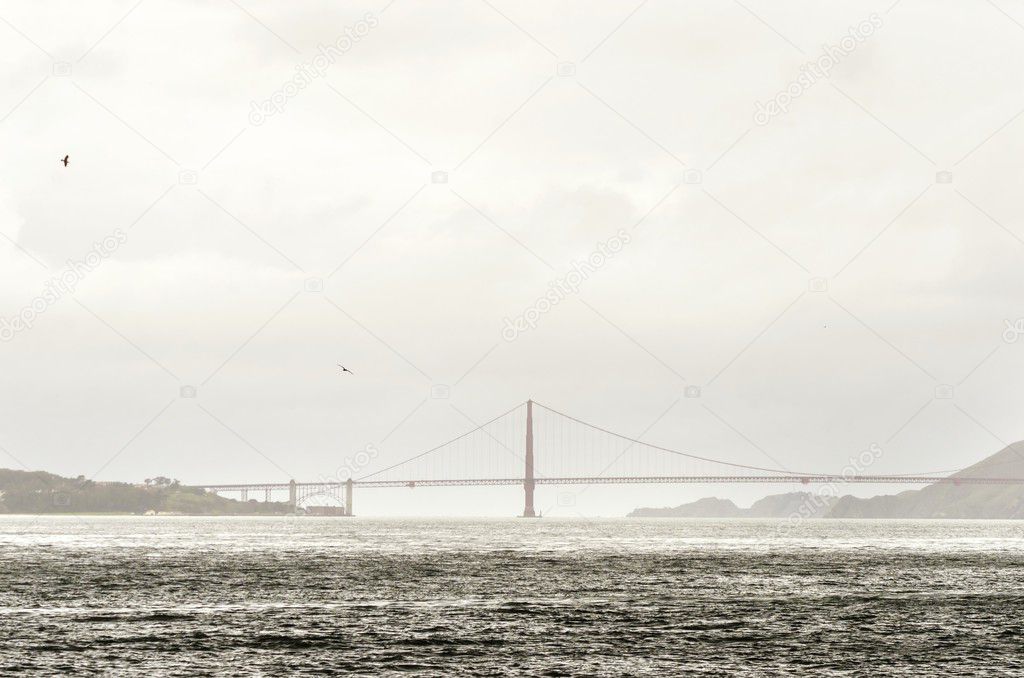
190, 400, 1024, 515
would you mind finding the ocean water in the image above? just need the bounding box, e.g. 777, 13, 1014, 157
0, 516, 1022, 676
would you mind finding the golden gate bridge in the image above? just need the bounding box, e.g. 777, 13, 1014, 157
190, 400, 1024, 515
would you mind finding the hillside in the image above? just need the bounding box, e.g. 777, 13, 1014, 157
630, 443, 1024, 520
0, 469, 292, 515
629, 492, 834, 518
629, 497, 744, 518
827, 443, 1024, 519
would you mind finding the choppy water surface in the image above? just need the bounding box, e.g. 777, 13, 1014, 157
1, 516, 1022, 676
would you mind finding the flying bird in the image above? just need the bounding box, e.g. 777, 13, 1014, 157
337, 364, 354, 375
59, 155, 69, 167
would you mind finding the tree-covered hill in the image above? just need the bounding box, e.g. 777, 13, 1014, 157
0, 469, 292, 515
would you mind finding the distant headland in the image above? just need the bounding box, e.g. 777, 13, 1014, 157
630, 443, 1024, 520
0, 469, 293, 516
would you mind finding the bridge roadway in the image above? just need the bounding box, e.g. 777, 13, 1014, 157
191, 474, 1024, 493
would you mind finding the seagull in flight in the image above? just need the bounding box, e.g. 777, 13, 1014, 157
59, 155, 69, 167
337, 364, 354, 375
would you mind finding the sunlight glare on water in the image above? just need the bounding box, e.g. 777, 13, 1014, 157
1, 516, 1023, 675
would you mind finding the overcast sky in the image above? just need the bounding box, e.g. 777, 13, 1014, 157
2, 0, 1024, 516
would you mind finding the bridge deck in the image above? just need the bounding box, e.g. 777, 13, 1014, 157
191, 475, 1024, 492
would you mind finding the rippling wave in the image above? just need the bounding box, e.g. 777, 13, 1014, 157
1, 516, 1022, 675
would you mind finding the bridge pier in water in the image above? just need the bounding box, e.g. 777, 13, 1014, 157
288, 479, 296, 510
523, 399, 537, 517
345, 478, 354, 516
